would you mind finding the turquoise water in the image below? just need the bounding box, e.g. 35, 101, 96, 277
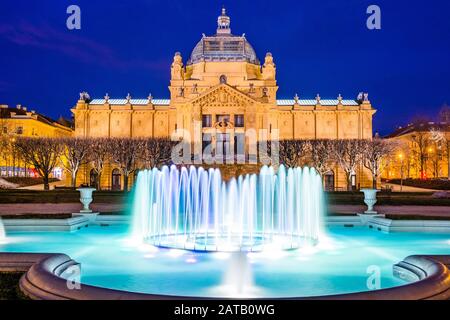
1, 225, 449, 298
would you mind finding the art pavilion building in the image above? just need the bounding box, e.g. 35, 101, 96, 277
72, 8, 376, 190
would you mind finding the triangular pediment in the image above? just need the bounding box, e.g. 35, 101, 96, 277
191, 83, 256, 108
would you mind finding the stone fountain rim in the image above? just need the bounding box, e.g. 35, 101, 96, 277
0, 252, 448, 300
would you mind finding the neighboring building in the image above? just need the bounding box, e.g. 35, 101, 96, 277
383, 122, 450, 180
72, 8, 376, 190
0, 104, 73, 178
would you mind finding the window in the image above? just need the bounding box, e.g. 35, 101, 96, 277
16, 126, 23, 135
217, 114, 230, 125
202, 115, 212, 127
234, 115, 244, 127
351, 174, 357, 191
2, 127, 6, 134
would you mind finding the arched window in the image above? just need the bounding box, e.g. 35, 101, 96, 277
89, 169, 98, 188
111, 169, 122, 191
219, 74, 227, 84
324, 171, 335, 192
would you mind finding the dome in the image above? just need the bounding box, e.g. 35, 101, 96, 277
187, 8, 259, 65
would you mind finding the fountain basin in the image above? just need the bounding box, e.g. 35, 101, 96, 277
1, 225, 450, 298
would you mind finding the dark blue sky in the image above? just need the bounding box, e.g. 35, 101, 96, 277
1, 0, 449, 134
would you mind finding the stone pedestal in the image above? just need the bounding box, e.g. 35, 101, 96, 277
72, 212, 99, 224
358, 213, 381, 225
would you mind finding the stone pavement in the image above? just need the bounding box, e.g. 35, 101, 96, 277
329, 205, 450, 217
0, 203, 448, 218
0, 203, 125, 216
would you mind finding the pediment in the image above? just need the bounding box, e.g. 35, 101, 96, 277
191, 84, 256, 110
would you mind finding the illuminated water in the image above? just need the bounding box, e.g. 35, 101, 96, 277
0, 218, 5, 243
131, 165, 324, 251
1, 225, 449, 298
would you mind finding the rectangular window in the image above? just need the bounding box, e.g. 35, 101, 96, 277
202, 115, 212, 127
2, 127, 6, 134
234, 115, 244, 127
217, 114, 230, 124
16, 126, 23, 135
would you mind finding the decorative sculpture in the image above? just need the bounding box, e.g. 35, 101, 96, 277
357, 92, 364, 101
79, 91, 91, 102
171, 52, 184, 81
262, 52, 276, 80
249, 83, 255, 94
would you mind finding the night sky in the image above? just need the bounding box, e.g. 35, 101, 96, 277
0, 0, 449, 135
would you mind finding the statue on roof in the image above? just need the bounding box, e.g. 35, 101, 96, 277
262, 52, 276, 80
171, 52, 184, 81
357, 92, 364, 102
79, 91, 91, 102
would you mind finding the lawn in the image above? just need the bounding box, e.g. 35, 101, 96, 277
0, 272, 28, 300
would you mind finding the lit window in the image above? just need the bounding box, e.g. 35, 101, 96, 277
202, 115, 212, 127
16, 126, 23, 135
234, 115, 244, 127
217, 114, 230, 124
2, 127, 6, 134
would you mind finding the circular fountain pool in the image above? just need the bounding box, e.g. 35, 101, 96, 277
1, 225, 449, 298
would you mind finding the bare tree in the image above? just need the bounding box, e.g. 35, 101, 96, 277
58, 137, 91, 188
308, 139, 335, 177
278, 140, 310, 168
429, 127, 447, 179
13, 137, 64, 190
409, 131, 429, 179
87, 138, 111, 190
363, 138, 397, 189
140, 138, 174, 169
332, 139, 366, 191
108, 138, 145, 192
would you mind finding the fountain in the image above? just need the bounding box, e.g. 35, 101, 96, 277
223, 253, 254, 294
0, 217, 6, 244
131, 165, 325, 252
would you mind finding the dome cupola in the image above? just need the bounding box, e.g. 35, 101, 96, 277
187, 7, 259, 65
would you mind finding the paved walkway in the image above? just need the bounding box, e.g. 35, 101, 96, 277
329, 205, 450, 217
0, 203, 448, 218
0, 203, 125, 216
